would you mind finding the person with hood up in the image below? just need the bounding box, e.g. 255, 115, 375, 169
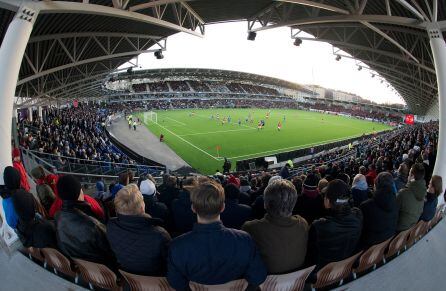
172, 177, 198, 234
221, 183, 252, 229
294, 173, 324, 224
351, 174, 370, 207
12, 148, 30, 192
139, 178, 169, 224
396, 163, 427, 231
359, 172, 398, 248
13, 189, 57, 248
419, 175, 442, 222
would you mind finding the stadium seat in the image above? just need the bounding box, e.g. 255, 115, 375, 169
406, 221, 428, 247
23, 247, 44, 262
119, 270, 173, 291
385, 229, 411, 258
41, 248, 77, 282
73, 258, 120, 291
189, 279, 248, 291
353, 238, 392, 277
311, 251, 363, 290
260, 265, 315, 291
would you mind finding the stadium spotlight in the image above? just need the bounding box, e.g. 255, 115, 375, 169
357, 65, 362, 71
247, 31, 257, 41
154, 50, 164, 59
335, 55, 341, 61
293, 38, 302, 46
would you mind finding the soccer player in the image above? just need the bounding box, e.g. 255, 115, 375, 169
277, 121, 282, 131
216, 113, 220, 120
238, 119, 241, 126
228, 115, 231, 123
133, 121, 137, 131
257, 121, 262, 131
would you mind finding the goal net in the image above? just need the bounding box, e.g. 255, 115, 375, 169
144, 111, 158, 124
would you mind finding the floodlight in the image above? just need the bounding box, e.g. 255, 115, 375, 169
293, 38, 302, 46
247, 31, 257, 41
154, 50, 164, 59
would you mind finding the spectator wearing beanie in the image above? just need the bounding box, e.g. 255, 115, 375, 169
221, 184, 252, 229
1, 166, 22, 228
55, 175, 116, 268
306, 179, 362, 272
12, 148, 31, 192
359, 172, 398, 248
172, 177, 198, 234
107, 184, 171, 276
13, 190, 57, 248
294, 173, 324, 224
242, 180, 308, 274
238, 178, 253, 205
139, 179, 169, 224
351, 174, 370, 207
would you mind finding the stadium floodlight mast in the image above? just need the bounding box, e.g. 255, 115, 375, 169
247, 31, 257, 41
293, 38, 303, 46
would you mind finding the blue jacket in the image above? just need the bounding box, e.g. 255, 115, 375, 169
110, 183, 124, 199
419, 192, 437, 222
2, 197, 18, 229
221, 199, 252, 229
167, 221, 267, 290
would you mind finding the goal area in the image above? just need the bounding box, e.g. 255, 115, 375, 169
144, 111, 158, 124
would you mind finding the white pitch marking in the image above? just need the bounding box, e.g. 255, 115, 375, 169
165, 117, 187, 126
179, 127, 255, 137
150, 120, 219, 161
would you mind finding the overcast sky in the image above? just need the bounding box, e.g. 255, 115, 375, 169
130, 21, 404, 105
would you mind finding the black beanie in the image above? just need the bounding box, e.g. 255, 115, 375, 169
4, 166, 21, 190
13, 191, 36, 222
303, 173, 319, 190
325, 179, 350, 204
57, 175, 81, 201
224, 183, 240, 200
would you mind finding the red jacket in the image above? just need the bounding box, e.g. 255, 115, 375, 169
13, 161, 31, 192
49, 195, 105, 220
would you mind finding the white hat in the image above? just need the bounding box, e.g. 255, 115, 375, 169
402, 153, 409, 161
140, 179, 156, 196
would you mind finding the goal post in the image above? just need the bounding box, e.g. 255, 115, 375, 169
144, 111, 158, 124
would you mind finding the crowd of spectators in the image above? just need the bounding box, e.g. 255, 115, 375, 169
18, 104, 135, 165
5, 115, 442, 289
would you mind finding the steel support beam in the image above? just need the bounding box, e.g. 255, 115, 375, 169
427, 24, 446, 193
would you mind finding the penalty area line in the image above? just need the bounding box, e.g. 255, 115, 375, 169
179, 127, 255, 137
150, 121, 220, 161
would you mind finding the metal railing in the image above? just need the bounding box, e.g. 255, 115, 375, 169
21, 149, 165, 179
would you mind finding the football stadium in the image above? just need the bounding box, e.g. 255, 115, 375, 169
0, 1, 446, 291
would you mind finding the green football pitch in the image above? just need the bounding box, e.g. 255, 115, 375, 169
137, 109, 392, 174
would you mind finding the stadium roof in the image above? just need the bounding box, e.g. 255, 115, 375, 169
1, 0, 445, 115
108, 67, 307, 91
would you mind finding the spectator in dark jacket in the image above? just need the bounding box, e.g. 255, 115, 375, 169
13, 189, 57, 248
157, 175, 180, 209
279, 163, 291, 179
2, 166, 22, 228
359, 172, 398, 248
172, 177, 198, 234
394, 163, 409, 192
238, 178, 253, 205
167, 181, 267, 291
306, 179, 362, 272
251, 176, 282, 219
107, 184, 171, 276
294, 174, 324, 224
420, 175, 442, 222
243, 179, 308, 274
250, 173, 271, 202
139, 179, 169, 224
396, 163, 427, 231
31, 166, 56, 214
221, 184, 252, 229
55, 175, 116, 268
351, 174, 370, 207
